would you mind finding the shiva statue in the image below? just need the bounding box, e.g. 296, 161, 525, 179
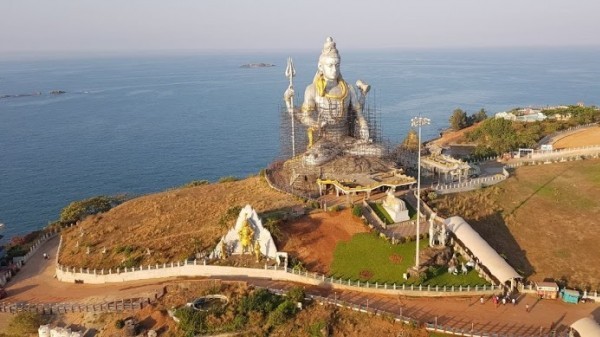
285, 37, 384, 166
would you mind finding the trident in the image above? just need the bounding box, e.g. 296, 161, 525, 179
285, 57, 297, 157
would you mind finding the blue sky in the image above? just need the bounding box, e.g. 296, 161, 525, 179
1, 0, 598, 56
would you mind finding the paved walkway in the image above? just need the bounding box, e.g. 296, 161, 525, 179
1, 235, 599, 336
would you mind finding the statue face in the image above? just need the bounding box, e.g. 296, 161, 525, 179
319, 56, 340, 81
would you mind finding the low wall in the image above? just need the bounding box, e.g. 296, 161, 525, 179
57, 263, 319, 286
55, 261, 500, 297
434, 169, 509, 195
361, 200, 387, 229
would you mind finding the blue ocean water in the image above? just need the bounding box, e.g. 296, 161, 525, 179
1, 47, 599, 240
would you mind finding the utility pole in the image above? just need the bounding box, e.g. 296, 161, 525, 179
411, 115, 430, 269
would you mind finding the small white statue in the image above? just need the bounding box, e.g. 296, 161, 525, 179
440, 224, 447, 246
428, 219, 435, 247
382, 188, 410, 223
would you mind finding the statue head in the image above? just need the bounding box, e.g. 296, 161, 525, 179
318, 37, 341, 82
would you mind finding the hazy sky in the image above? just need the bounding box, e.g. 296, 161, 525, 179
2, 0, 599, 56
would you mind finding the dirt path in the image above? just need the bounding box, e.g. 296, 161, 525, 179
3, 236, 165, 304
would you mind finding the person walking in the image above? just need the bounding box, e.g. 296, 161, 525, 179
525, 303, 530, 312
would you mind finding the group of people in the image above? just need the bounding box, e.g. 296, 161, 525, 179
481, 294, 517, 307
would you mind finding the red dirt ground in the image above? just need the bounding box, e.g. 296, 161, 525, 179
279, 208, 369, 274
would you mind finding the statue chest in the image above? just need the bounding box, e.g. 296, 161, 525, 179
314, 95, 350, 124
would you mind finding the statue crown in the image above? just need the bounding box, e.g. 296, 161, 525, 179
320, 37, 340, 60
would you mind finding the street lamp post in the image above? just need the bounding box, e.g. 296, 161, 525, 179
410, 116, 430, 270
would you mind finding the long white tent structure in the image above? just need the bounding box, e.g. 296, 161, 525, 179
444, 216, 521, 286
570, 317, 600, 337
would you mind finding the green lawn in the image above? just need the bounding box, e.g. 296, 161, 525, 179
423, 266, 489, 287
330, 233, 490, 286
369, 202, 394, 224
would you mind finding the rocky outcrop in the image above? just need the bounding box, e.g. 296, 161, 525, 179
240, 63, 275, 68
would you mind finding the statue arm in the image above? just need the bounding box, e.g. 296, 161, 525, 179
299, 85, 320, 128
283, 85, 295, 114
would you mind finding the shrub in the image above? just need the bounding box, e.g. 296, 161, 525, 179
307, 321, 327, 337
115, 319, 125, 329
218, 176, 239, 183
232, 314, 247, 329
6, 245, 28, 259
286, 286, 305, 303
175, 306, 207, 335
9, 236, 26, 246
182, 180, 209, 188
218, 205, 242, 228
327, 205, 342, 212
263, 217, 283, 242
427, 191, 438, 201
116, 245, 136, 256
351, 205, 362, 217
267, 300, 297, 327
6, 312, 45, 336
59, 195, 125, 225
238, 288, 283, 316
121, 256, 142, 269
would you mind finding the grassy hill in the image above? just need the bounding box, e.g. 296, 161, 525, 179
58, 176, 302, 269
57, 158, 600, 291
429, 158, 600, 289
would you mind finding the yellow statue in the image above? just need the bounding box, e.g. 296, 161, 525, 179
238, 216, 255, 255
254, 239, 261, 262
220, 242, 228, 260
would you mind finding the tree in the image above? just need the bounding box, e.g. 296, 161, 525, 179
449, 108, 468, 131
59, 195, 124, 224
467, 118, 519, 155
471, 108, 488, 123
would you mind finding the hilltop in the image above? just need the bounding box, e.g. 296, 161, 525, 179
56, 126, 600, 289
58, 176, 302, 269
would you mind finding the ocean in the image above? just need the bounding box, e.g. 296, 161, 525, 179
1, 47, 599, 241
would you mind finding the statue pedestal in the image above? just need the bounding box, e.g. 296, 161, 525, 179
275, 154, 397, 197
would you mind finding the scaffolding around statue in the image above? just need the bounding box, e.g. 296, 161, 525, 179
269, 37, 398, 199
278, 94, 385, 162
